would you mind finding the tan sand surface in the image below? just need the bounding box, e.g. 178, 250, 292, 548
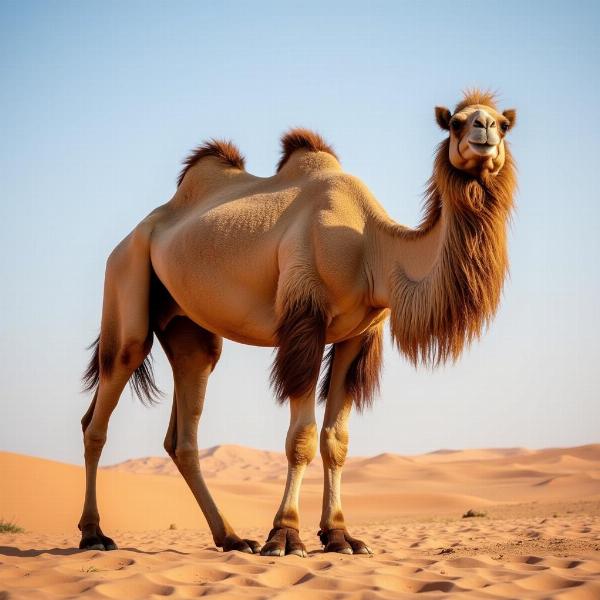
1, 444, 599, 598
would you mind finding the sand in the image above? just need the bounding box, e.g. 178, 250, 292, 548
1, 444, 599, 598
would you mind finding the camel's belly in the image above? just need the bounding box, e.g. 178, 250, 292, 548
152, 241, 380, 348
151, 256, 281, 346
153, 277, 280, 346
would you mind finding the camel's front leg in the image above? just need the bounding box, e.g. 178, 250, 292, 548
261, 393, 317, 557
319, 327, 383, 554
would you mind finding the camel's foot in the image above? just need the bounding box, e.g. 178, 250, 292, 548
318, 529, 372, 555
221, 534, 262, 554
260, 527, 307, 557
79, 526, 118, 551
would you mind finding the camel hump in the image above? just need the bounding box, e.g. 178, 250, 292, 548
177, 139, 246, 187
276, 128, 338, 172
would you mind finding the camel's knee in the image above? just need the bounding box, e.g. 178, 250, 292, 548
83, 428, 106, 459
320, 425, 349, 469
286, 422, 318, 467
174, 443, 199, 469
115, 338, 150, 370
97, 336, 150, 380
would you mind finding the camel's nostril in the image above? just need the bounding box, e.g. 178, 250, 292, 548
490, 121, 496, 128
474, 120, 485, 128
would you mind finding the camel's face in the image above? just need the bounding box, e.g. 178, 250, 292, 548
435, 103, 516, 176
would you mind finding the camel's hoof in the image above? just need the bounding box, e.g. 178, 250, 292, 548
287, 546, 308, 558
318, 529, 372, 555
222, 535, 261, 554
260, 527, 307, 557
244, 539, 262, 554
79, 533, 118, 552
80, 542, 105, 551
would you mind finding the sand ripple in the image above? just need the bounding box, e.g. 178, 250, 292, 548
1, 510, 599, 600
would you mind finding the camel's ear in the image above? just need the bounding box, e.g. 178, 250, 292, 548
435, 106, 452, 130
502, 109, 517, 130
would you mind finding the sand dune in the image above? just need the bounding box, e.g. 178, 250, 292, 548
1, 444, 599, 598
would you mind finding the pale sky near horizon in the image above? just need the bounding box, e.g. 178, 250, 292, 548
1, 1, 598, 466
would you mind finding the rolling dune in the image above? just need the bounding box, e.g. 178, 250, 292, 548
1, 445, 599, 598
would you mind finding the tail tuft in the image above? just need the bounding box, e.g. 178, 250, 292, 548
129, 352, 162, 406
82, 334, 162, 406
82, 335, 101, 393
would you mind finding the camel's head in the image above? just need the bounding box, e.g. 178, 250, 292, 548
435, 90, 516, 177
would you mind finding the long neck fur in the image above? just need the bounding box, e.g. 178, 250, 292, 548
387, 139, 516, 365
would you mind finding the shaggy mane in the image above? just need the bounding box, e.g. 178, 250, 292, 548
390, 139, 516, 366
276, 128, 338, 172
177, 139, 245, 187
454, 88, 498, 113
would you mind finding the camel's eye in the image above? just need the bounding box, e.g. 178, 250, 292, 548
500, 121, 509, 132
450, 119, 463, 131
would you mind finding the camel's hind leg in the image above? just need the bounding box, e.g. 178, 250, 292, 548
157, 316, 261, 553
78, 228, 154, 550
317, 323, 384, 555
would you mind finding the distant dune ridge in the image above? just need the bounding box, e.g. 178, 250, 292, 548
1, 444, 599, 598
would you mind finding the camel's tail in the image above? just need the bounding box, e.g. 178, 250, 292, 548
82, 334, 161, 406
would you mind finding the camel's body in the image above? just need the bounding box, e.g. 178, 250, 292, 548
149, 154, 385, 347
78, 91, 517, 557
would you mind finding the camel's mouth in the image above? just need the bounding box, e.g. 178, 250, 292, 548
468, 141, 497, 157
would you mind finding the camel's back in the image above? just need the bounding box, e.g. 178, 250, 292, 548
154, 132, 386, 255
157, 149, 347, 250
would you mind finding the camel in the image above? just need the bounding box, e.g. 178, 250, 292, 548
78, 89, 517, 557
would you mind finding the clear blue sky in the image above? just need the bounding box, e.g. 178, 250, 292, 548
1, 1, 598, 465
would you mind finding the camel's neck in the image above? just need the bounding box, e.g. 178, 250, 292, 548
369, 141, 516, 365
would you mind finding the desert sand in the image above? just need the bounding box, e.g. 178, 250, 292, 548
1, 444, 599, 599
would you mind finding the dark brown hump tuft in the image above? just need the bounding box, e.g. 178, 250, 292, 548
454, 88, 498, 113
276, 128, 338, 172
177, 139, 245, 187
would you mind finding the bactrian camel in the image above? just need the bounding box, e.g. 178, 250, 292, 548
79, 90, 517, 556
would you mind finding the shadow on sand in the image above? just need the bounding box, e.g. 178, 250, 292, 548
0, 546, 189, 557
